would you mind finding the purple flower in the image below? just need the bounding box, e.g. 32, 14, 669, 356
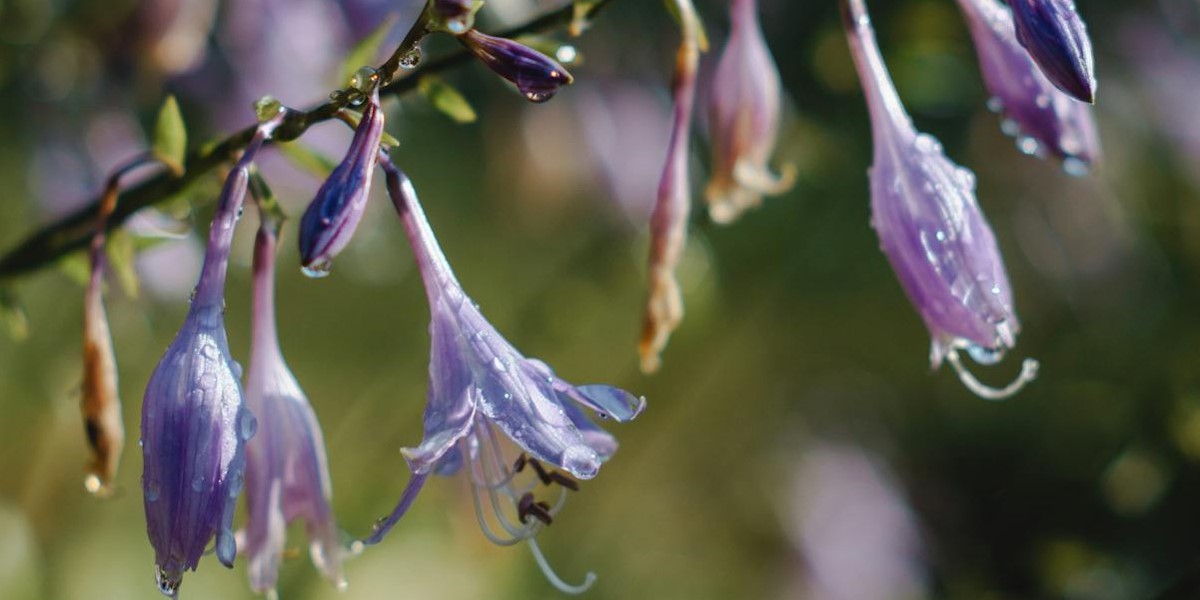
1010, 0, 1096, 103
957, 0, 1099, 173
298, 87, 385, 277
705, 0, 794, 224
842, 0, 1038, 399
242, 207, 345, 595
362, 154, 645, 594
141, 112, 283, 597
641, 0, 704, 374
459, 29, 574, 103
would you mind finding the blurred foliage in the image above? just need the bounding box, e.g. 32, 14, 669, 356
2, 0, 1200, 599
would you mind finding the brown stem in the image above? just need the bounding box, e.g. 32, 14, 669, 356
0, 0, 615, 283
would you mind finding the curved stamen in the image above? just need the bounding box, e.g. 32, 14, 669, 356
527, 537, 597, 595
947, 350, 1040, 401
473, 425, 535, 538
464, 438, 530, 546
734, 159, 797, 196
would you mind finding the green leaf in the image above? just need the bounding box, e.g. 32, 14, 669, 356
0, 288, 29, 342
418, 76, 478, 124
58, 252, 91, 288
277, 141, 338, 178
340, 13, 400, 86
339, 110, 401, 147
106, 229, 140, 300
153, 95, 188, 176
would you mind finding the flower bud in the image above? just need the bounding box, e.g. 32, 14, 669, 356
459, 29, 574, 103
843, 0, 1038, 399
705, 0, 794, 224
141, 115, 282, 598
298, 87, 385, 277
433, 0, 477, 34
957, 0, 1099, 172
1010, 0, 1096, 103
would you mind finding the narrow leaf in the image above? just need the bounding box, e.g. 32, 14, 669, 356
418, 76, 478, 124
106, 229, 140, 299
58, 252, 91, 288
340, 13, 400, 86
0, 288, 29, 342
278, 141, 338, 178
153, 95, 188, 176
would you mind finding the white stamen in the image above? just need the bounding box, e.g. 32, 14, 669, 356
947, 350, 1040, 401
528, 537, 596, 595
463, 438, 529, 546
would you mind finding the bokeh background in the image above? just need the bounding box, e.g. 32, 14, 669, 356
1, 0, 1199, 598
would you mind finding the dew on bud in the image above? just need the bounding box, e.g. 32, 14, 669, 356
399, 47, 423, 69
254, 96, 284, 123
302, 261, 333, 279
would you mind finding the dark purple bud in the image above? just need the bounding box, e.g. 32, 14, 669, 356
298, 87, 385, 277
957, 0, 1099, 172
1010, 0, 1096, 103
459, 29, 574, 103
141, 111, 284, 598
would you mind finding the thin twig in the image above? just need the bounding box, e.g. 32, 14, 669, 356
0, 0, 614, 283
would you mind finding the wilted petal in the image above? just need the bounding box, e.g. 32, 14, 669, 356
843, 0, 1038, 399
243, 213, 344, 595
141, 114, 282, 597
459, 29, 574, 103
298, 87, 385, 276
1010, 0, 1096, 103
705, 0, 794, 224
640, 2, 704, 374
957, 0, 1099, 171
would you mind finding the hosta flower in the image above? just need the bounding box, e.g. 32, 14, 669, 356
957, 0, 1099, 173
705, 0, 794, 224
243, 207, 344, 595
459, 29, 574, 103
640, 0, 705, 374
842, 0, 1038, 399
141, 111, 283, 597
363, 154, 646, 594
298, 86, 384, 277
1009, 0, 1096, 103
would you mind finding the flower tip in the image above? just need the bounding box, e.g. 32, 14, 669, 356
561, 445, 601, 480
155, 564, 182, 598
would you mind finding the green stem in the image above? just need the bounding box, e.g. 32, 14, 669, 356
0, 0, 615, 283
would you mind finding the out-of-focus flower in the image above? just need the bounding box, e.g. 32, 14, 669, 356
363, 154, 645, 594
243, 205, 345, 595
705, 0, 794, 224
842, 0, 1038, 399
957, 0, 1099, 174
786, 442, 928, 600
141, 111, 284, 598
298, 86, 385, 277
1009, 0, 1096, 104
640, 0, 705, 374
459, 29, 574, 102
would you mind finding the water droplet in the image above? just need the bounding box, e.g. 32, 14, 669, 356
188, 287, 197, 303
399, 47, 423, 69
1016, 136, 1040, 156
138, 438, 144, 448
302, 260, 332, 279
236, 206, 244, 220
351, 66, 379, 92
1035, 94, 1051, 109
1062, 156, 1090, 177
155, 564, 181, 598
491, 357, 508, 373
447, 18, 469, 34
192, 474, 206, 492
201, 344, 219, 360
555, 46, 578, 64
231, 361, 243, 380
955, 167, 977, 190
84, 474, 103, 494
936, 230, 947, 242
199, 372, 218, 392
914, 134, 942, 154
146, 480, 161, 502
1000, 118, 1020, 137
240, 412, 258, 440
986, 97, 1003, 113
524, 91, 554, 103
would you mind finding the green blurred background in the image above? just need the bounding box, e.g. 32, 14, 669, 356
2, 0, 1199, 598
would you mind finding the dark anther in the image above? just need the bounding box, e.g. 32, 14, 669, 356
529, 458, 553, 485
517, 492, 554, 526
549, 471, 580, 491
513, 453, 528, 473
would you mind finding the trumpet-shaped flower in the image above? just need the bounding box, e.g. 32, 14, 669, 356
957, 0, 1099, 172
1010, 0, 1096, 103
298, 87, 385, 277
705, 0, 794, 224
141, 111, 283, 597
842, 0, 1038, 400
242, 208, 345, 595
362, 154, 645, 594
459, 29, 574, 103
